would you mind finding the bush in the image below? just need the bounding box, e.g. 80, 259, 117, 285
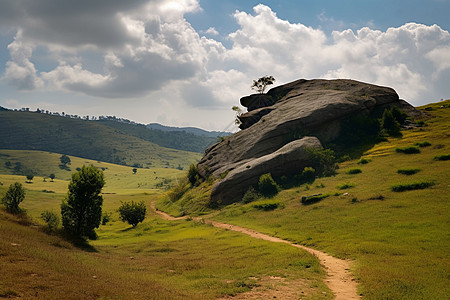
337, 183, 354, 190
308, 148, 337, 177
434, 154, 450, 161
391, 181, 434, 192
346, 168, 362, 174
167, 178, 190, 202
40, 210, 60, 230
1, 182, 25, 213
187, 164, 201, 186
301, 193, 329, 205
102, 212, 112, 225
242, 187, 259, 203
252, 200, 280, 211
380, 107, 403, 136
258, 173, 279, 197
300, 167, 316, 183
397, 169, 420, 175
357, 158, 370, 165
396, 146, 420, 154
118, 201, 146, 227
415, 141, 431, 147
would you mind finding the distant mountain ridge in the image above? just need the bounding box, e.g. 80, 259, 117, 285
146, 123, 230, 138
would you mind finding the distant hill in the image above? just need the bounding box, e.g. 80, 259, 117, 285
146, 123, 230, 138
0, 110, 200, 169
98, 120, 223, 153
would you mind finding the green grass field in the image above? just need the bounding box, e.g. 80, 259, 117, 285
157, 100, 450, 299
0, 152, 329, 299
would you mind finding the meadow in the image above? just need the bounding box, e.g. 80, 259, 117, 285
0, 154, 330, 299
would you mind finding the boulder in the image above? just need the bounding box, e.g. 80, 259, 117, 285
197, 78, 419, 205
210, 137, 322, 205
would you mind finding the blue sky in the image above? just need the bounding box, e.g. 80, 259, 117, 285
0, 0, 449, 131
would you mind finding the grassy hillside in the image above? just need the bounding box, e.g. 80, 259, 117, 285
97, 119, 218, 153
0, 110, 200, 169
157, 100, 450, 299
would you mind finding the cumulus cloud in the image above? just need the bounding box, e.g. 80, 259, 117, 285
1, 1, 449, 115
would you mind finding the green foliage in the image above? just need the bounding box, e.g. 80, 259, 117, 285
251, 75, 275, 94
357, 158, 370, 164
60, 154, 71, 166
40, 210, 60, 230
415, 141, 431, 147
132, 168, 137, 174
252, 200, 280, 211
337, 183, 354, 190
61, 165, 105, 239
242, 187, 259, 204
307, 147, 337, 177
258, 173, 279, 197
395, 146, 420, 154
49, 173, 55, 181
434, 154, 450, 161
346, 168, 362, 174
26, 174, 34, 182
1, 182, 25, 213
380, 107, 401, 136
118, 201, 146, 227
339, 114, 381, 146
397, 169, 421, 175
391, 181, 434, 192
101, 211, 112, 225
187, 164, 201, 186
167, 178, 190, 202
300, 167, 316, 183
301, 193, 330, 205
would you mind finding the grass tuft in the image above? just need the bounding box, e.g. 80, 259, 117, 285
397, 169, 421, 175
395, 146, 420, 154
391, 181, 434, 192
346, 168, 362, 174
434, 154, 450, 161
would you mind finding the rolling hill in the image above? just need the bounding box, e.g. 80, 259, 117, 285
0, 110, 201, 169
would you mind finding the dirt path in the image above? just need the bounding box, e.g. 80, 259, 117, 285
151, 202, 360, 299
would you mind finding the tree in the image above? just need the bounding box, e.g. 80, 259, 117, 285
61, 165, 105, 239
132, 168, 137, 174
258, 173, 279, 197
49, 173, 55, 182
118, 201, 146, 227
251, 76, 275, 94
26, 174, 34, 183
2, 182, 25, 213
41, 210, 60, 230
60, 154, 71, 166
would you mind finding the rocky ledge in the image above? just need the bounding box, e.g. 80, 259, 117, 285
198, 79, 419, 205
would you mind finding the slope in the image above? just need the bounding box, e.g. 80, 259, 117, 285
157, 100, 450, 299
97, 119, 219, 153
0, 110, 200, 169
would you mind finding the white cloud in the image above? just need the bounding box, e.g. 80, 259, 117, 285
1, 2, 450, 130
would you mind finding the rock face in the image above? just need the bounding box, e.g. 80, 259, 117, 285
199, 79, 417, 205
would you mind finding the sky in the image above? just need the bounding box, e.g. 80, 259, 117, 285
0, 0, 449, 132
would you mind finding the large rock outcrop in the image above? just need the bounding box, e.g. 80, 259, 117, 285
199, 79, 418, 205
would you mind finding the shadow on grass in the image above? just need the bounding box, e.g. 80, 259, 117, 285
61, 232, 98, 252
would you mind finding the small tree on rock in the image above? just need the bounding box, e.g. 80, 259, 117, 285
2, 182, 25, 213
61, 165, 104, 239
251, 76, 275, 94
118, 201, 146, 227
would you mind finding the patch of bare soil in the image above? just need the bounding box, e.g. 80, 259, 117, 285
151, 202, 360, 299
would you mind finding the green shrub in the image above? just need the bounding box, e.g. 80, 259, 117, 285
167, 178, 190, 202
396, 146, 420, 154
308, 148, 337, 177
118, 201, 146, 227
252, 200, 280, 211
346, 168, 362, 174
381, 107, 401, 136
337, 183, 354, 190
258, 173, 279, 197
102, 212, 112, 225
1, 182, 25, 213
40, 210, 60, 230
391, 181, 434, 192
301, 193, 329, 205
187, 164, 201, 186
242, 187, 259, 203
300, 167, 316, 183
434, 154, 450, 161
397, 169, 420, 175
415, 141, 431, 147
357, 158, 370, 165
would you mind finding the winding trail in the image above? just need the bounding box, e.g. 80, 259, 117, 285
151, 202, 360, 299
